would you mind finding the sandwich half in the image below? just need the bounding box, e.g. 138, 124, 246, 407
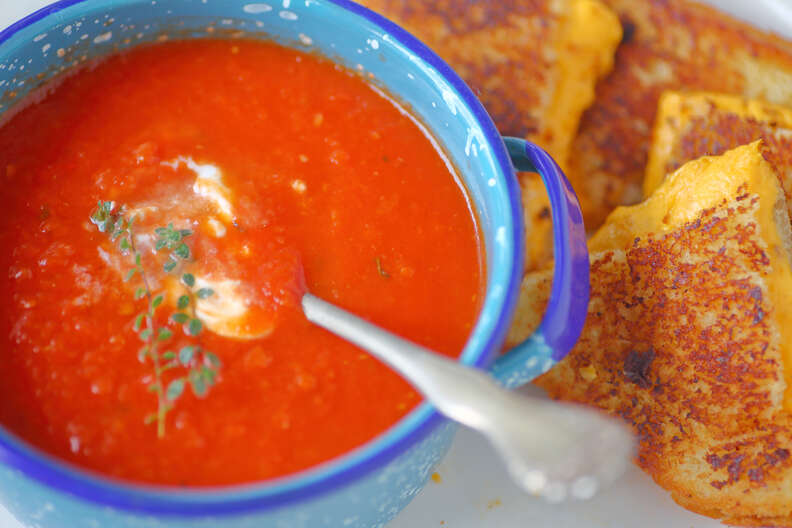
508, 142, 792, 526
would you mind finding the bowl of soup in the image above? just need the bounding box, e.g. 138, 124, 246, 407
0, 1, 589, 527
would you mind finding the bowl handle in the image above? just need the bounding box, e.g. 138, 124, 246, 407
491, 137, 590, 389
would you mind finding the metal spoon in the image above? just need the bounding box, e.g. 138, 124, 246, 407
302, 292, 635, 503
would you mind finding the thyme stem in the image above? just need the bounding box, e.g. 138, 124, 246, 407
90, 201, 221, 438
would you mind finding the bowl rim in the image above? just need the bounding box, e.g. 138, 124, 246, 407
0, 0, 525, 516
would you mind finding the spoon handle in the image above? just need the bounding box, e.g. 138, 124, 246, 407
302, 293, 635, 502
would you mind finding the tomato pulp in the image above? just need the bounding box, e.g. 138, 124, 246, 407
0, 40, 483, 485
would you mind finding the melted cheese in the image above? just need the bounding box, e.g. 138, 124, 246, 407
523, 0, 621, 270
540, 0, 622, 167
592, 142, 792, 408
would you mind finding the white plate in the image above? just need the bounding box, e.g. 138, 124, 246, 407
0, 1, 790, 527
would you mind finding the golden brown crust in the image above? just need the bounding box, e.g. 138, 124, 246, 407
667, 114, 792, 187
569, 0, 792, 232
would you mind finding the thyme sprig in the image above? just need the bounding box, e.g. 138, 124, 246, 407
90, 201, 221, 438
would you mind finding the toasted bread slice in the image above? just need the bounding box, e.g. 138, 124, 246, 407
358, 0, 622, 269
644, 92, 792, 215
508, 143, 792, 526
568, 0, 792, 233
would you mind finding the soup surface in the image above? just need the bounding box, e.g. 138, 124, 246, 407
0, 39, 483, 485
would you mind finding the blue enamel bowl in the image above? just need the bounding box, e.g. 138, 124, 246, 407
0, 1, 589, 527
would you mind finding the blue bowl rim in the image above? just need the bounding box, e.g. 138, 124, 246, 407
0, 0, 525, 516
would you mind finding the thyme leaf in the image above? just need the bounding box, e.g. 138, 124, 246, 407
166, 378, 186, 402
177, 295, 190, 310
196, 288, 214, 299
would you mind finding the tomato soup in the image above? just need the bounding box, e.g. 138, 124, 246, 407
0, 39, 482, 486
